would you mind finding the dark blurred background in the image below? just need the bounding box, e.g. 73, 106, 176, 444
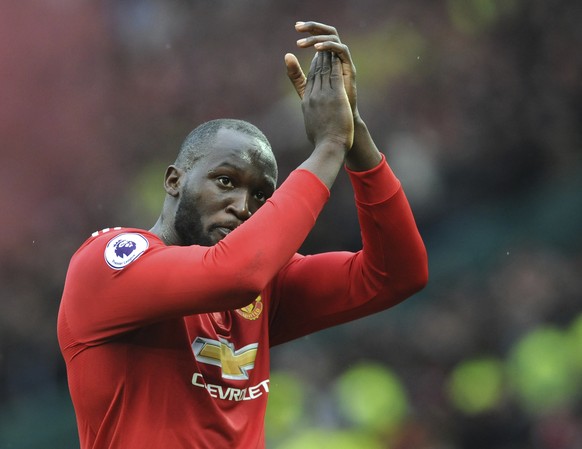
1, 1, 581, 448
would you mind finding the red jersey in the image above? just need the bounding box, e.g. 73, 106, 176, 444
58, 159, 427, 449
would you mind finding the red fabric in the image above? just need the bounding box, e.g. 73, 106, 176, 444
58, 158, 427, 449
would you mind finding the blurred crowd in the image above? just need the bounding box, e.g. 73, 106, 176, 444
1, 1, 581, 448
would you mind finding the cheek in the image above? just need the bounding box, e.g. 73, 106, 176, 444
190, 188, 224, 222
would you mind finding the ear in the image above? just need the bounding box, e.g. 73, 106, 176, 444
164, 165, 183, 197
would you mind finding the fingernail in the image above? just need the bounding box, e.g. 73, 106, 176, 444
296, 21, 305, 26
297, 38, 307, 45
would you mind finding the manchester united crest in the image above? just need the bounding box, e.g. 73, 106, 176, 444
236, 296, 263, 320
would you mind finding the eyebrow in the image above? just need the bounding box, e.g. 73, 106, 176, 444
207, 163, 276, 190
206, 162, 240, 173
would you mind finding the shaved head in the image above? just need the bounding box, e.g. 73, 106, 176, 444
175, 119, 276, 177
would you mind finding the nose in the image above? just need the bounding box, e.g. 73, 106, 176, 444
226, 190, 252, 221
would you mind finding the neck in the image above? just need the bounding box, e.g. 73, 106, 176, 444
150, 216, 176, 246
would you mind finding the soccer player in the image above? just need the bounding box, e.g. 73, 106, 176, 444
58, 21, 428, 448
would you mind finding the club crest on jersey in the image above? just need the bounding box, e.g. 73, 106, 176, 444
104, 233, 149, 270
236, 295, 263, 320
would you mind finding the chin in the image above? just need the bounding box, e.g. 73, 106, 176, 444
209, 233, 226, 246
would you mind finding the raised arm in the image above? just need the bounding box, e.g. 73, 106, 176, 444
269, 21, 428, 345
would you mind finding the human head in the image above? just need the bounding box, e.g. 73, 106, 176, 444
155, 119, 278, 247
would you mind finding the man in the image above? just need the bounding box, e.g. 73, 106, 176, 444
58, 21, 428, 449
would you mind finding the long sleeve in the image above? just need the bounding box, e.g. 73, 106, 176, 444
59, 169, 329, 344
268, 154, 428, 346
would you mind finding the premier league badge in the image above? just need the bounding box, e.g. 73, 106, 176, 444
104, 233, 149, 270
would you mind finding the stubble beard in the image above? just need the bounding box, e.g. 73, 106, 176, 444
173, 192, 214, 247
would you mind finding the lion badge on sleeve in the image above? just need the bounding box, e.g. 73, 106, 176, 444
104, 233, 149, 270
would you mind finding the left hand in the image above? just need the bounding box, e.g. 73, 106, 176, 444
285, 21, 359, 118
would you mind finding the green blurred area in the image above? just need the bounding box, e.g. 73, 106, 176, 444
335, 363, 408, 434
447, 357, 505, 415
0, 387, 78, 449
448, 0, 522, 34
508, 326, 581, 413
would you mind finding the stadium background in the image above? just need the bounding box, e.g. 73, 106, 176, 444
1, 1, 581, 448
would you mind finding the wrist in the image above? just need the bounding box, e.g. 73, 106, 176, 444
314, 133, 353, 154
313, 138, 350, 158
354, 110, 371, 133
298, 140, 348, 190
345, 117, 383, 172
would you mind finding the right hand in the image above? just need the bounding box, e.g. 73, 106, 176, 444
292, 50, 354, 151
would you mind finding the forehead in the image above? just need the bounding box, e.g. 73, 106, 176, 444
197, 128, 277, 184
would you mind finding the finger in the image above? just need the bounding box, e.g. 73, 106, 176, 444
296, 34, 341, 49
313, 50, 323, 91
321, 50, 332, 80
330, 51, 343, 79
313, 42, 352, 66
295, 21, 339, 38
305, 52, 319, 96
284, 53, 307, 99
329, 52, 344, 93
315, 42, 356, 85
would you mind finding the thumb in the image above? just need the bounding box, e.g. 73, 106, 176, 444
284, 53, 306, 99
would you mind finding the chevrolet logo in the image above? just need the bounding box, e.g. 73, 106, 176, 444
192, 337, 258, 380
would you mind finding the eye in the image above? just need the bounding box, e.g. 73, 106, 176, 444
254, 191, 266, 202
217, 176, 233, 188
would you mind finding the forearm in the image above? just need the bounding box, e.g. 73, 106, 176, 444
298, 140, 348, 189
348, 158, 428, 296
269, 159, 427, 346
